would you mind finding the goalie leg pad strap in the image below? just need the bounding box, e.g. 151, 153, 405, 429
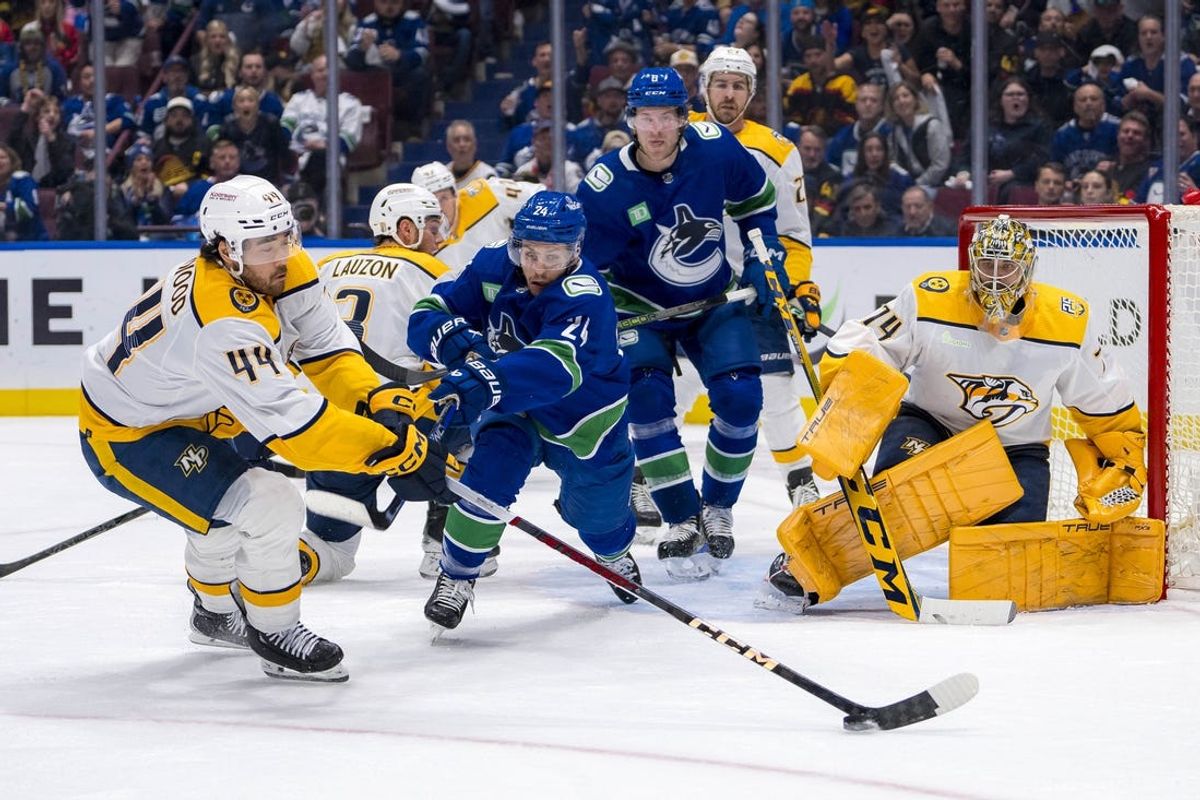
778, 421, 1023, 603
798, 350, 908, 480
948, 517, 1165, 610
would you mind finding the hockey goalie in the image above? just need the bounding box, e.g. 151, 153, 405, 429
757, 215, 1164, 614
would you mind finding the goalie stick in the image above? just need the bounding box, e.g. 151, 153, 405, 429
748, 229, 1016, 626
446, 474, 979, 730
0, 507, 150, 578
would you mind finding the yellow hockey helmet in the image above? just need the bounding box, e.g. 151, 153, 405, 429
968, 215, 1036, 321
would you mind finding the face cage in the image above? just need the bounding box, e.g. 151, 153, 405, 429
969, 256, 1032, 321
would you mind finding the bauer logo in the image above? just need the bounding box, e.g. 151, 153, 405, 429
627, 202, 651, 226
229, 287, 260, 314
175, 444, 209, 476
947, 373, 1039, 427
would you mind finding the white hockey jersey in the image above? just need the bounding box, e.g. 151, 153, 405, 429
280, 89, 365, 169
822, 271, 1142, 447
447, 159, 498, 189
80, 250, 396, 475
318, 243, 451, 371
690, 113, 814, 283
436, 176, 544, 269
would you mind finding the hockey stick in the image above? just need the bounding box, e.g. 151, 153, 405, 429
616, 287, 757, 330
445, 475, 978, 731
748, 229, 1015, 626
359, 338, 447, 386
304, 490, 406, 530
0, 506, 151, 579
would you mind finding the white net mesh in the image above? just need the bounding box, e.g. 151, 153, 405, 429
960, 206, 1200, 592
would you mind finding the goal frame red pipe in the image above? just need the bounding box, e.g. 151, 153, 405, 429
958, 205, 1171, 595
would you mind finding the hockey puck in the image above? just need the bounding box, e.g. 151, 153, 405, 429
842, 714, 880, 732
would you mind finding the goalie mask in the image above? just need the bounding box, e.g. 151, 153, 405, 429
199, 175, 299, 277
968, 215, 1036, 328
369, 182, 442, 252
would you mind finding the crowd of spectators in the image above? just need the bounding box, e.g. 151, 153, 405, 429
3, 1, 1200, 242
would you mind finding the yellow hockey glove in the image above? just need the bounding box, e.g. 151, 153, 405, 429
1066, 431, 1147, 524
366, 381, 437, 429
789, 281, 822, 342
366, 420, 456, 504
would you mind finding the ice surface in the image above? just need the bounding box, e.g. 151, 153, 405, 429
2, 418, 1198, 798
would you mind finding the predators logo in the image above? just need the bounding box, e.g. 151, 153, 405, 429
947, 373, 1039, 427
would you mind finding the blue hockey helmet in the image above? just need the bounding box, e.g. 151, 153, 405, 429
626, 67, 689, 110
509, 191, 587, 269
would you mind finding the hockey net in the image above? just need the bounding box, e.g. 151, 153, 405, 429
959, 205, 1200, 594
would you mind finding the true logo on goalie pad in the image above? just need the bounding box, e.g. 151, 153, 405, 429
175, 444, 209, 476
947, 373, 1039, 427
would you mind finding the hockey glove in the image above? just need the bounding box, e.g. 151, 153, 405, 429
790, 281, 822, 342
365, 420, 456, 504
428, 316, 497, 370
428, 358, 504, 429
365, 382, 436, 432
742, 246, 792, 318
1066, 431, 1147, 524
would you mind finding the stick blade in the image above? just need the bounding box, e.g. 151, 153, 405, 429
843, 672, 980, 732
304, 490, 375, 529
918, 597, 1017, 626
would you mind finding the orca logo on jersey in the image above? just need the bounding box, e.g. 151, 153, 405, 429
648, 204, 724, 286
175, 444, 209, 476
947, 373, 1039, 427
487, 312, 525, 355
229, 287, 260, 313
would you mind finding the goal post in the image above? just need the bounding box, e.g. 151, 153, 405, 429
958, 205, 1198, 595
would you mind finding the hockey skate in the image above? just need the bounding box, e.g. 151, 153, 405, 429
419, 504, 499, 579
597, 550, 642, 604
753, 552, 816, 614
425, 571, 476, 639
786, 466, 820, 508
630, 467, 662, 544
701, 504, 735, 565
187, 584, 249, 650
657, 516, 713, 580
230, 582, 348, 682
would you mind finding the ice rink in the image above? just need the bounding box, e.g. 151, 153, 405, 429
2, 416, 1198, 799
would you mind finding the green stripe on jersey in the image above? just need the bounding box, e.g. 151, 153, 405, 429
536, 397, 627, 460
725, 179, 777, 221
704, 442, 755, 483
413, 295, 451, 315
527, 339, 582, 395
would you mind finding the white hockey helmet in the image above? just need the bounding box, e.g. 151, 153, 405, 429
199, 175, 297, 275
699, 45, 758, 102
410, 161, 457, 195
369, 182, 442, 249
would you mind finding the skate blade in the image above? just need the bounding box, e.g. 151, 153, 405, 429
660, 555, 714, 581
479, 555, 499, 578
752, 584, 810, 615
188, 631, 250, 650
429, 622, 450, 643
260, 659, 349, 683
418, 556, 441, 580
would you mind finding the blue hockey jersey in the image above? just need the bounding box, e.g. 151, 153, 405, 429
575, 121, 779, 315
408, 243, 629, 460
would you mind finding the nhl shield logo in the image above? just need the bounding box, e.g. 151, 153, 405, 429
175, 444, 209, 476
947, 373, 1039, 427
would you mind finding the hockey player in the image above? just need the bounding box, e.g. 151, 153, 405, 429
575, 66, 787, 579
410, 161, 544, 269
79, 176, 454, 681
304, 183, 495, 583
760, 215, 1146, 611
694, 45, 822, 507
408, 192, 640, 633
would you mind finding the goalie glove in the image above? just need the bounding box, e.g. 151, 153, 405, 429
365, 419, 457, 504
1065, 430, 1147, 524
789, 280, 822, 342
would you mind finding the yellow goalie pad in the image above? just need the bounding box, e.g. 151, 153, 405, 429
797, 350, 908, 481
948, 517, 1165, 611
777, 421, 1023, 603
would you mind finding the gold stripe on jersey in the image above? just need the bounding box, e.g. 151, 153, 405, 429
299, 348, 380, 413
318, 244, 450, 282
79, 389, 246, 443
190, 255, 280, 341
265, 398, 397, 474
911, 271, 1090, 349
454, 178, 501, 242
239, 577, 303, 608
83, 436, 210, 533
188, 574, 232, 596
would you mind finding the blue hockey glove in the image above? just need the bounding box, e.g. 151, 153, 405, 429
428, 316, 497, 370
428, 359, 504, 429
790, 281, 822, 342
741, 247, 791, 317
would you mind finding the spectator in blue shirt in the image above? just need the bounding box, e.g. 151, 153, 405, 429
346, 0, 432, 141
568, 76, 628, 165
204, 51, 285, 134
196, 0, 279, 56
1050, 82, 1119, 181
72, 0, 144, 67
499, 40, 553, 129
62, 62, 135, 160
658, 0, 720, 63
0, 143, 49, 240
1120, 15, 1196, 130
140, 55, 210, 138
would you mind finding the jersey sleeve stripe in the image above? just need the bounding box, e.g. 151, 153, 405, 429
276, 277, 319, 300
413, 295, 451, 315
527, 339, 582, 395
1066, 399, 1138, 418
278, 397, 328, 440
294, 347, 361, 367
726, 178, 776, 220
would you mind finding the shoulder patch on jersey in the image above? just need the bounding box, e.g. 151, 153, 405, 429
1058, 295, 1086, 317
691, 121, 721, 140
918, 275, 951, 293
585, 163, 614, 192
481, 281, 501, 302
562, 274, 603, 297
229, 287, 260, 313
